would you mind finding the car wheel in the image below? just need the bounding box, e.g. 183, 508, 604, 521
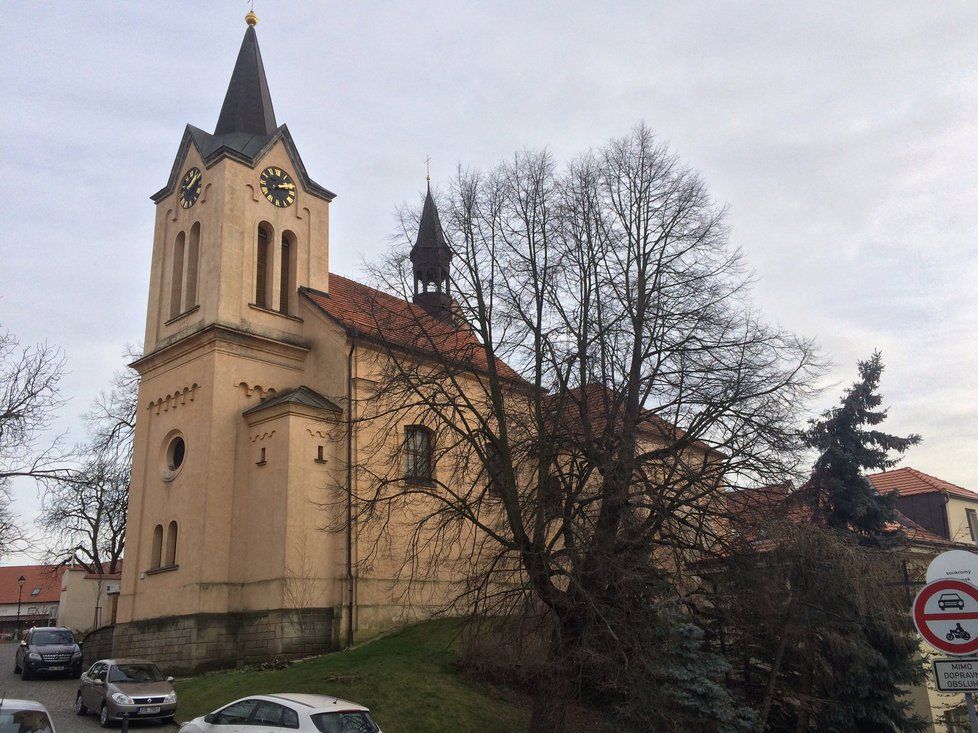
99, 703, 113, 728
13, 658, 20, 674
75, 693, 88, 716
71, 665, 82, 679
20, 664, 32, 681
160, 715, 175, 724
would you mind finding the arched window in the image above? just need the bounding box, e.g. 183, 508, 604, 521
165, 521, 178, 567
404, 426, 433, 482
256, 225, 271, 308
486, 440, 504, 499
151, 524, 164, 569
169, 232, 185, 319
185, 222, 200, 310
279, 231, 295, 314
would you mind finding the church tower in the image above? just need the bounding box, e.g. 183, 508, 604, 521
410, 183, 453, 313
115, 13, 347, 670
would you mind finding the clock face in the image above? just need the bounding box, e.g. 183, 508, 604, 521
179, 167, 202, 209
259, 167, 296, 208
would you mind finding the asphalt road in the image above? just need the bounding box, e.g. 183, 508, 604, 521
0, 642, 177, 732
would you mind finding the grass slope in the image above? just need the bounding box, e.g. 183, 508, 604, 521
174, 620, 544, 732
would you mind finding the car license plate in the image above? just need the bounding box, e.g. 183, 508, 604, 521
48, 666, 64, 671
139, 706, 161, 714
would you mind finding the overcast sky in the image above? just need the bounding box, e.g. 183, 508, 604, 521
2, 2, 977, 562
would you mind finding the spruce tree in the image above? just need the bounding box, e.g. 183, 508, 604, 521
803, 351, 920, 539
794, 352, 925, 732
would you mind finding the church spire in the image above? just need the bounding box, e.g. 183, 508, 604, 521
214, 15, 277, 137
411, 182, 453, 313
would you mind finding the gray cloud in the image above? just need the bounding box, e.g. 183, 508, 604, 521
2, 1, 976, 558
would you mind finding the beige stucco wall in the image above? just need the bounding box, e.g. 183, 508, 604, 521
57, 572, 118, 634
945, 496, 978, 547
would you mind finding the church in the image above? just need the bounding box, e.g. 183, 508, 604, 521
114, 12, 472, 672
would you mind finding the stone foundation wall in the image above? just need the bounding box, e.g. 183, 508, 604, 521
112, 607, 338, 674
82, 625, 116, 669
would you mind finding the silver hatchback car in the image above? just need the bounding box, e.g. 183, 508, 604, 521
75, 658, 177, 727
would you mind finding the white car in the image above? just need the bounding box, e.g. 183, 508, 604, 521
0, 699, 56, 733
177, 693, 381, 732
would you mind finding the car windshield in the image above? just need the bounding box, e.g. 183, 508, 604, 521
31, 630, 74, 645
311, 711, 379, 733
0, 709, 54, 733
109, 663, 165, 683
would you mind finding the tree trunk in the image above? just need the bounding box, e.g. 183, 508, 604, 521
528, 625, 573, 733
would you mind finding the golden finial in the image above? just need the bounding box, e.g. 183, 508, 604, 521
245, 10, 259, 26
425, 155, 432, 182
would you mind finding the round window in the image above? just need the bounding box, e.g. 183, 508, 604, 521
167, 436, 185, 470
161, 432, 187, 481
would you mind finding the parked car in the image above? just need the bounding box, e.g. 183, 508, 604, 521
75, 658, 177, 727
0, 698, 56, 732
13, 627, 82, 679
177, 693, 382, 732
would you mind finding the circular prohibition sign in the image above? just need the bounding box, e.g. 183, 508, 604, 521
913, 578, 978, 655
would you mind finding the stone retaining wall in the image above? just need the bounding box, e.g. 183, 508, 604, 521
112, 607, 337, 674
82, 624, 116, 669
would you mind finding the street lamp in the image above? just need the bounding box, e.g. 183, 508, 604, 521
16, 575, 25, 639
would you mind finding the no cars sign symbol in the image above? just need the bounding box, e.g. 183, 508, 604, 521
913, 579, 978, 655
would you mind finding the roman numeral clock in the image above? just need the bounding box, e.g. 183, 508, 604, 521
259, 167, 296, 207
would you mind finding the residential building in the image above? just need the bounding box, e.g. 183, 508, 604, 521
0, 566, 62, 636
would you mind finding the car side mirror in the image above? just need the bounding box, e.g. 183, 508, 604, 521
166, 676, 174, 683
19, 640, 26, 647
93, 679, 104, 686
204, 714, 216, 724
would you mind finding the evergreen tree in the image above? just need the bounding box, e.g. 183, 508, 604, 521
803, 351, 920, 538
720, 353, 926, 732
792, 352, 924, 731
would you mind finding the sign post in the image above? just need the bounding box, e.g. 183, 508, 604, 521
913, 577, 978, 733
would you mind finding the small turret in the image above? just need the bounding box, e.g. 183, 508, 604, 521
410, 183, 453, 313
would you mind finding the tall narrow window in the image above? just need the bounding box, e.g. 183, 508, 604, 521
151, 524, 163, 569
404, 426, 433, 482
169, 232, 185, 319
256, 225, 270, 307
486, 441, 504, 499
279, 234, 292, 314
165, 521, 178, 566
967, 509, 978, 543
185, 222, 200, 310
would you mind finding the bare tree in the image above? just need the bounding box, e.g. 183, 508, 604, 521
38, 346, 139, 577
0, 327, 69, 558
346, 126, 817, 732
0, 328, 68, 482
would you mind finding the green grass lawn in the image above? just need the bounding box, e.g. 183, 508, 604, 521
174, 620, 592, 732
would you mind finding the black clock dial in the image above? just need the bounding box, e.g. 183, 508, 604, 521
259, 167, 296, 208
179, 167, 202, 209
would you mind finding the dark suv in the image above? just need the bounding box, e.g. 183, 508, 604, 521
14, 627, 83, 679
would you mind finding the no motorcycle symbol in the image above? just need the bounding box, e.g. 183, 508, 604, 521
913, 579, 978, 655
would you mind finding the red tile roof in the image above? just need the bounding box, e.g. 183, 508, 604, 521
301, 275, 523, 383
724, 482, 954, 548
0, 565, 64, 605
868, 467, 978, 502
548, 383, 724, 458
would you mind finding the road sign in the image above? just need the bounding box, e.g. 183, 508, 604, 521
934, 659, 978, 692
913, 579, 978, 655
928, 551, 978, 586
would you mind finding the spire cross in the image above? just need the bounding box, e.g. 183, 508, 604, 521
425, 155, 431, 182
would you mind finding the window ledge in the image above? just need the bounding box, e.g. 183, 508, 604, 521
248, 303, 303, 323
145, 564, 179, 576
314, 458, 327, 464
404, 476, 436, 487
256, 460, 267, 467
164, 305, 200, 326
